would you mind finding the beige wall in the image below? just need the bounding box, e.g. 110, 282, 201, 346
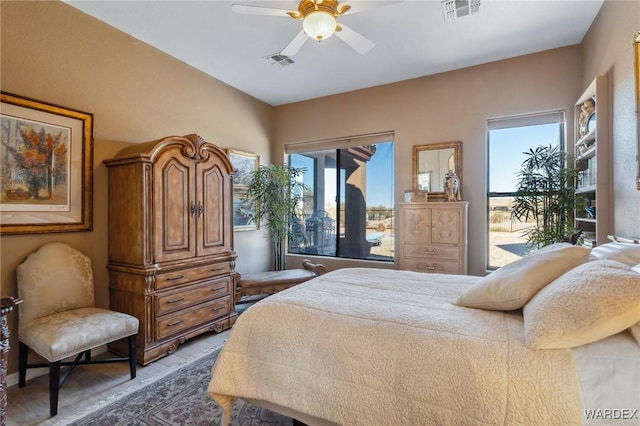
273, 46, 583, 276
581, 0, 640, 238
1, 1, 273, 374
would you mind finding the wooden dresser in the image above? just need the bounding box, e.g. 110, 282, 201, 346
104, 134, 238, 365
1, 298, 20, 426
399, 201, 468, 275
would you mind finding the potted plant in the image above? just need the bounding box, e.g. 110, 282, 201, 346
511, 144, 583, 249
247, 164, 306, 271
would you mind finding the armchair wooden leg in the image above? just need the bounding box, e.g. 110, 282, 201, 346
49, 361, 61, 417
18, 342, 28, 388
128, 334, 137, 379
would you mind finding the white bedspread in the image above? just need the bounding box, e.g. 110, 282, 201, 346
208, 268, 582, 425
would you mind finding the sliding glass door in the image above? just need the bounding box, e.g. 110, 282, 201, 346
288, 140, 394, 261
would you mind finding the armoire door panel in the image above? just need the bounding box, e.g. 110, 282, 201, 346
155, 153, 196, 262
198, 162, 227, 256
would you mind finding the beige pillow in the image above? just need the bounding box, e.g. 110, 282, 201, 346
629, 263, 640, 346
455, 243, 591, 311
523, 260, 640, 349
589, 242, 640, 266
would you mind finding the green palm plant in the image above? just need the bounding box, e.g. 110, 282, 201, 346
511, 145, 583, 249
247, 164, 306, 271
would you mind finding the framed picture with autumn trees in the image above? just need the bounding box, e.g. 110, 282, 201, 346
0, 92, 93, 234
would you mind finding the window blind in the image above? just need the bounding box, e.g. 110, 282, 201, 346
284, 131, 395, 154
487, 111, 565, 131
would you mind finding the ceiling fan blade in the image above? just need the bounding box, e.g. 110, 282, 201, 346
281, 30, 308, 56
231, 4, 291, 17
341, 0, 403, 15
335, 24, 375, 54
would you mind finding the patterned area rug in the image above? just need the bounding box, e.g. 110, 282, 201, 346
67, 349, 293, 425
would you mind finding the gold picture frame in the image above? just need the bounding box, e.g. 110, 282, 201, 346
226, 148, 259, 230
0, 92, 93, 234
412, 141, 462, 200
634, 32, 640, 190
226, 148, 259, 188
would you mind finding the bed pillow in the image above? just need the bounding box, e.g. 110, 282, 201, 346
455, 243, 591, 311
523, 259, 640, 349
589, 242, 640, 266
628, 263, 640, 346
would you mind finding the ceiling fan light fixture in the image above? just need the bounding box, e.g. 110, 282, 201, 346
303, 11, 336, 41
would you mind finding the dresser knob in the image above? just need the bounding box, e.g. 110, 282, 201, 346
423, 264, 437, 271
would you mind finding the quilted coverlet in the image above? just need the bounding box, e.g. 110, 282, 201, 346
208, 268, 581, 425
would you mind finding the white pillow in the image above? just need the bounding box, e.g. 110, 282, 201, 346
589, 242, 640, 266
523, 260, 640, 349
455, 243, 591, 311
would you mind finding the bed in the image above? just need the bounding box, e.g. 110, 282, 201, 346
208, 242, 640, 425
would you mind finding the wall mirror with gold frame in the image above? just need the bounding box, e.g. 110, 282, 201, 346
634, 32, 640, 190
412, 141, 462, 200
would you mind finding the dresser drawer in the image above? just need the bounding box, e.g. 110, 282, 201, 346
156, 296, 231, 340
156, 277, 231, 316
402, 257, 460, 275
402, 243, 460, 260
156, 262, 231, 290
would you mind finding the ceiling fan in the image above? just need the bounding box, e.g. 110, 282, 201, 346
232, 0, 393, 56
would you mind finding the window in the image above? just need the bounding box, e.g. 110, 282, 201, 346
487, 112, 565, 269
287, 133, 395, 261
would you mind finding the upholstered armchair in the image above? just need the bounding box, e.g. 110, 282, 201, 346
16, 242, 139, 417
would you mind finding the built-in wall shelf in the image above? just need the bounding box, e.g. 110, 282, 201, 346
573, 75, 610, 247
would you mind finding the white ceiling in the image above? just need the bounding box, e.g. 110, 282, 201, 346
64, 0, 604, 106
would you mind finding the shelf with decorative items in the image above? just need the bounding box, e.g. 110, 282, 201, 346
575, 128, 596, 158
573, 75, 610, 248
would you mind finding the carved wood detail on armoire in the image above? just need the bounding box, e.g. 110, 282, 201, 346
104, 134, 238, 365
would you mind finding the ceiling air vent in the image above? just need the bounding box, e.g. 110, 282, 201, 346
441, 0, 481, 22
264, 53, 295, 67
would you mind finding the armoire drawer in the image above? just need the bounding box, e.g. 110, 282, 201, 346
156, 262, 231, 290
156, 296, 231, 339
156, 277, 231, 316
402, 257, 460, 275
402, 243, 460, 260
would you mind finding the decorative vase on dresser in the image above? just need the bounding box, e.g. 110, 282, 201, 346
399, 201, 468, 275
104, 134, 238, 365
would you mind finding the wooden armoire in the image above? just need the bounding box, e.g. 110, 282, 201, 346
104, 134, 238, 365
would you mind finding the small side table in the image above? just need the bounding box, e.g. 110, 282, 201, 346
1, 297, 22, 426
